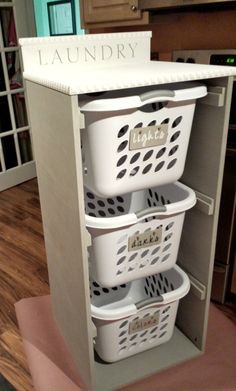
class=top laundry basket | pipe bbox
[79,82,207,197]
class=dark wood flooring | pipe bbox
[0,178,235,390]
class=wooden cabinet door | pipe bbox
[80,0,149,28]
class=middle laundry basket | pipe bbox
[80,82,207,197]
[85,181,196,287]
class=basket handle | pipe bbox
[135,296,164,310]
[135,206,167,219]
[139,90,175,104]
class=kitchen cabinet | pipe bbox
[20,32,236,391]
[79,0,236,28]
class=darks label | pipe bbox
[129,312,160,334]
[128,227,162,252]
[129,123,168,150]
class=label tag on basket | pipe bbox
[129,124,168,150]
[128,227,162,252]
[129,312,160,334]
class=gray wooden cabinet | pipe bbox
[20,33,235,390]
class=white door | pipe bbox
[0,2,36,192]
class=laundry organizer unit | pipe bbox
[20,32,236,390]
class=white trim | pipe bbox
[0,161,36,191]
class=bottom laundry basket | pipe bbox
[91,265,190,362]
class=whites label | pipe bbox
[129,124,168,150]
[128,227,162,252]
[129,312,160,334]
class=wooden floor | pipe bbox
[0,178,235,391]
[0,179,49,391]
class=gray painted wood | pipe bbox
[26,81,95,391]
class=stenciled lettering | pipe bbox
[67,47,79,63]
[52,49,63,64]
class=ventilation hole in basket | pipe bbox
[152,246,160,255]
[151,257,159,265]
[117,256,126,266]
[143,150,154,161]
[116,270,123,275]
[117,155,128,167]
[102,287,109,293]
[142,164,152,175]
[130,333,138,341]
[117,245,127,255]
[140,263,147,269]
[167,158,177,170]
[145,278,150,287]
[93,281,99,288]
[117,169,127,179]
[163,243,172,252]
[150,335,158,342]
[151,283,155,292]
[156,148,166,159]
[116,196,124,203]
[161,315,170,322]
[117,206,125,213]
[150,326,158,334]
[130,152,141,164]
[169,145,179,156]
[119,338,127,345]
[140,330,148,337]
[87,202,96,210]
[119,330,126,337]
[148,120,156,126]
[171,283,175,290]
[170,131,181,143]
[145,286,148,295]
[130,166,140,177]
[155,161,165,172]
[112,286,118,291]
[163,286,167,293]
[154,192,159,202]
[107,198,115,205]
[161,254,170,263]
[164,277,169,287]
[163,306,171,314]
[117,140,128,153]
[158,279,162,291]
[87,192,95,199]
[159,331,167,339]
[134,122,143,128]
[93,290,101,296]
[140,339,148,346]
[128,253,138,262]
[97,200,105,207]
[165,222,174,231]
[108,208,115,215]
[160,323,168,331]
[98,210,106,217]
[172,116,182,128]
[128,343,137,350]
[155,288,160,296]
[118,346,127,354]
[141,249,149,258]
[164,233,173,241]
[147,198,152,207]
[128,266,135,272]
[143,312,151,318]
[121,284,127,288]
[161,118,170,125]
[119,320,128,329]
[148,189,153,197]
[118,125,129,138]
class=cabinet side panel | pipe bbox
[25,81,94,391]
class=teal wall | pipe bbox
[33,0,84,37]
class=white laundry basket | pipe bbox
[80,82,207,197]
[85,181,196,287]
[91,265,190,362]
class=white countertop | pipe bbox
[23,60,236,95]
